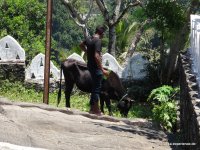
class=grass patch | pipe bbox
[0,80,152,119]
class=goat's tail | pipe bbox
[57,63,63,107]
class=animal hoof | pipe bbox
[89,110,103,116]
[66,108,71,111]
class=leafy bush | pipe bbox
[147,85,179,131]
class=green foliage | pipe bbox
[0,80,90,110]
[128,7,147,22]
[148,85,174,103]
[145,0,186,46]
[0,80,43,103]
[152,101,177,131]
[0,0,46,61]
[147,85,179,131]
[0,80,152,119]
[52,0,83,51]
[116,20,138,55]
[145,0,185,32]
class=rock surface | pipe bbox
[0,97,171,150]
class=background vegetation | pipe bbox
[0,80,152,119]
[0,0,199,132]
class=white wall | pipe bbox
[25,53,60,82]
[190,15,200,87]
[0,35,25,62]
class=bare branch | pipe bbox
[84,0,94,23]
[61,0,93,23]
[113,0,122,20]
[122,19,151,68]
[61,0,94,37]
[113,0,141,26]
[95,0,109,23]
[61,0,84,23]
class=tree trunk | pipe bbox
[160,33,165,84]
[165,25,188,84]
[108,25,116,56]
[122,19,150,67]
[165,0,199,84]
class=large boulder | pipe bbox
[122,53,149,81]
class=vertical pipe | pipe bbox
[43,0,53,104]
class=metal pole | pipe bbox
[43,0,53,104]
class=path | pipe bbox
[0,97,173,150]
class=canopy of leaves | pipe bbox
[145,0,186,33]
[52,0,84,51]
[116,20,138,55]
[0,0,46,61]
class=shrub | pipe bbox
[147,85,179,131]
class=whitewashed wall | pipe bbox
[0,35,25,62]
[67,53,85,63]
[25,53,60,83]
[190,15,200,87]
[0,35,149,82]
[102,53,123,77]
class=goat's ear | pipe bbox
[128,98,135,103]
[130,99,135,103]
[127,88,131,94]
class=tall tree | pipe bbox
[165,0,200,83]
[60,0,141,56]
[145,0,187,84]
[95,0,141,56]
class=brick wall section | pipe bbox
[0,62,25,82]
[180,52,200,150]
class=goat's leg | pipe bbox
[100,93,112,116]
[105,98,112,116]
[65,82,74,108]
[99,94,105,114]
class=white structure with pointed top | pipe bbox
[0,35,25,62]
[65,52,149,80]
[25,53,60,82]
[67,53,85,62]
[102,53,123,77]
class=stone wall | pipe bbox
[24,79,62,93]
[0,63,25,82]
[180,52,200,150]
[0,35,25,82]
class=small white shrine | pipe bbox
[25,53,60,83]
[0,35,25,63]
[67,52,149,80]
[67,53,85,62]
[102,53,123,77]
